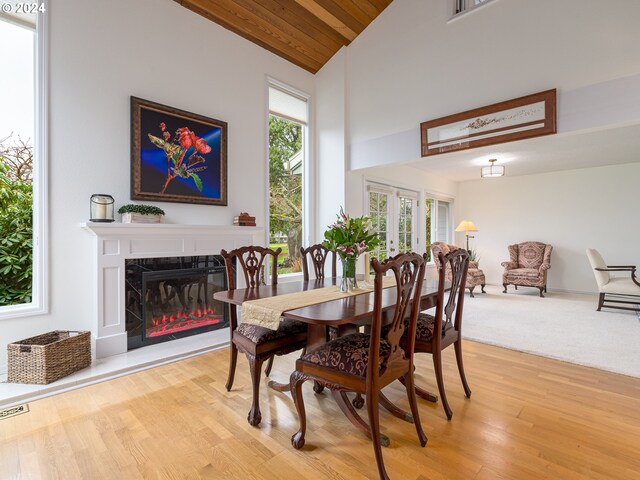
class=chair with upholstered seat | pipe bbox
[290,253,427,480]
[431,242,485,297]
[300,244,336,281]
[586,248,640,312]
[221,246,308,426]
[502,241,553,297]
[403,249,471,421]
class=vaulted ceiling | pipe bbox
[175,0,393,73]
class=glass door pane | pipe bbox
[368,190,389,261]
[397,195,416,254]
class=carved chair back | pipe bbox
[220,246,281,291]
[300,244,337,281]
[369,253,426,381]
[433,249,470,346]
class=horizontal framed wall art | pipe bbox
[131,97,227,205]
[420,89,556,157]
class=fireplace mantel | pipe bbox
[82,223,265,358]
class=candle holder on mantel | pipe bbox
[90,194,115,222]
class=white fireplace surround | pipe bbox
[82,223,264,358]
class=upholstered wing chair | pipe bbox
[431,242,486,297]
[501,241,552,297]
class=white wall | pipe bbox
[315,49,346,240]
[455,163,640,293]
[0,0,313,371]
[345,0,640,169]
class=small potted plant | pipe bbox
[118,204,165,224]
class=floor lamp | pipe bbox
[455,220,478,251]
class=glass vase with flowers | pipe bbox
[322,207,379,292]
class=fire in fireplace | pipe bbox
[125,255,228,349]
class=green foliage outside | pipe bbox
[269,116,303,274]
[0,160,32,306]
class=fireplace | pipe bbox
[125,255,228,349]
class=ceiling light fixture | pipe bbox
[481,159,505,178]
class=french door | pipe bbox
[367,183,419,260]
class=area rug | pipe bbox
[462,285,640,378]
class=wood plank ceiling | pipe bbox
[175,0,394,73]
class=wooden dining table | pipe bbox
[213,276,442,444]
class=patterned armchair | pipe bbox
[501,241,553,297]
[431,242,486,297]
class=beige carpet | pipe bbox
[461,285,640,378]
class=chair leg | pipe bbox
[454,340,472,398]
[468,286,475,298]
[433,349,452,420]
[247,354,264,426]
[503,283,508,293]
[353,393,364,409]
[264,356,274,377]
[538,287,545,298]
[515,285,518,290]
[481,284,486,293]
[403,372,427,447]
[290,371,307,449]
[597,293,605,311]
[225,341,238,392]
[366,386,389,480]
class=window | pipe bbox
[0,4,47,318]
[268,82,309,275]
[425,196,452,262]
[451,0,495,19]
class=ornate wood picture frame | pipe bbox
[131,97,228,205]
[420,89,556,157]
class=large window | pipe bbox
[0,4,47,317]
[268,82,309,275]
[425,196,452,262]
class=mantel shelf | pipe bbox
[81,222,264,237]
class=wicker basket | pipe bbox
[7,331,91,384]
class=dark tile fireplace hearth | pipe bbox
[125,255,228,350]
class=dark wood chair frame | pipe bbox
[594,265,640,312]
[300,244,337,281]
[221,245,308,426]
[289,253,427,480]
[406,249,472,421]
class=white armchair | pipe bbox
[586,248,640,312]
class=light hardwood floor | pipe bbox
[1,341,639,479]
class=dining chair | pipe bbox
[300,244,336,281]
[290,253,427,480]
[403,249,471,420]
[220,245,308,426]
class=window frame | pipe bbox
[0,7,48,320]
[425,193,454,264]
[265,77,312,282]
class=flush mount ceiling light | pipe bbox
[481,159,505,178]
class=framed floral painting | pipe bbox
[131,97,227,205]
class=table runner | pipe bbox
[241,277,397,330]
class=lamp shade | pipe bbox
[481,159,505,178]
[455,220,478,233]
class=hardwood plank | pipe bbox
[180,0,323,73]
[269,0,351,48]
[312,0,367,34]
[3,341,640,479]
[294,0,358,42]
[348,0,381,20]
[229,0,335,61]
